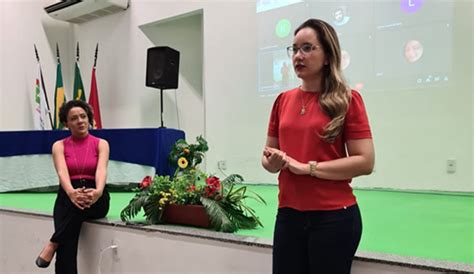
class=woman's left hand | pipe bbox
[82,188,103,207]
[287,157,309,175]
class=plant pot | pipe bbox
[162,204,210,228]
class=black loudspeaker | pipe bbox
[146,46,180,90]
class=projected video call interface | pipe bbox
[257,0,453,94]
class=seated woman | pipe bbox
[35,100,110,274]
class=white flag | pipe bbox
[34,63,48,130]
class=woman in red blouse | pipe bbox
[262,19,375,274]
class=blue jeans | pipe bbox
[273,204,362,274]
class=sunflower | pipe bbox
[178,157,188,169]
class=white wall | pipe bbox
[0,1,3,129]
[203,1,474,192]
[0,0,74,130]
[73,1,205,142]
[0,210,273,274]
[0,210,446,274]
[359,1,474,191]
[139,9,204,140]
[0,0,472,192]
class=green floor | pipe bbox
[1,186,473,264]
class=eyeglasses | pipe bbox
[286,43,320,58]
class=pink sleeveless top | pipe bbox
[63,134,100,180]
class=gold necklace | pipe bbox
[70,136,91,179]
[299,90,315,115]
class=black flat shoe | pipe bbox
[35,256,50,268]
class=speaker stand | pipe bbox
[159,88,166,128]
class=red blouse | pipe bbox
[267,87,372,210]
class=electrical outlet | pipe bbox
[217,160,227,171]
[446,159,456,174]
[110,241,119,260]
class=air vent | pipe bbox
[44,0,129,24]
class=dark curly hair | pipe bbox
[59,100,94,126]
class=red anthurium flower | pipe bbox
[139,176,152,189]
[205,176,221,189]
[205,176,221,197]
[204,186,216,197]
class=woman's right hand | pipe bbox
[263,146,289,172]
[67,187,91,210]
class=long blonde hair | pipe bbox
[295,19,351,143]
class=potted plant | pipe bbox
[120,136,266,232]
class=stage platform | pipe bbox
[0,186,473,273]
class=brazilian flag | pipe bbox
[53,63,66,129]
[73,62,85,101]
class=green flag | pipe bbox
[53,63,66,129]
[73,62,85,101]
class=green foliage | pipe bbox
[120,136,265,233]
[169,136,208,173]
[120,191,148,223]
[202,174,267,232]
[172,168,207,205]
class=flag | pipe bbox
[34,63,48,130]
[33,44,53,129]
[89,43,102,129]
[73,62,85,101]
[88,67,102,129]
[53,62,66,129]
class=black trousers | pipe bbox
[50,179,110,274]
[273,204,362,274]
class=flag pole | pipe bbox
[56,43,60,64]
[34,44,53,129]
[76,41,80,62]
[89,43,103,129]
[94,43,98,68]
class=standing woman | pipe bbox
[35,100,110,274]
[262,19,374,274]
